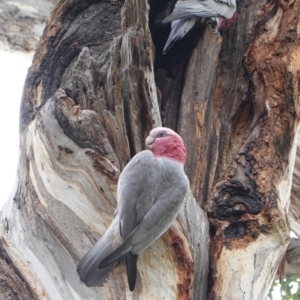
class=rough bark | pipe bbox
[155,0,299,297]
[205,1,300,298]
[0,0,300,299]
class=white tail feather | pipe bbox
[163,18,197,53]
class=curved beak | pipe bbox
[145,135,155,148]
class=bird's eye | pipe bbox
[157,131,167,138]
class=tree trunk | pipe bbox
[1,0,300,299]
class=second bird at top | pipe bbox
[161,0,237,53]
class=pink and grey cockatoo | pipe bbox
[77,127,189,291]
[162,0,237,53]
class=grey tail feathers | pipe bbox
[98,234,134,268]
[126,253,138,291]
[77,236,118,287]
[77,226,138,289]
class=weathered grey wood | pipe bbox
[178,190,209,300]
[0,240,40,300]
[177,28,223,206]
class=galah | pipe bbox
[162,0,237,53]
[77,127,189,291]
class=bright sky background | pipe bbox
[0,50,32,210]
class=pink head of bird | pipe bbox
[145,127,186,165]
[218,12,237,31]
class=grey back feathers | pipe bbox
[164,0,236,22]
[77,150,189,290]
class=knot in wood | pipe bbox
[209,180,263,220]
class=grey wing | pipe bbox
[117,150,158,240]
[130,159,189,254]
[163,0,236,23]
[116,150,158,290]
[163,0,217,23]
[78,151,158,288]
[99,159,189,266]
[99,157,189,267]
[214,0,236,7]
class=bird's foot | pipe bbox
[206,19,220,35]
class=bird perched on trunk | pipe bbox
[77,127,189,291]
[161,0,237,53]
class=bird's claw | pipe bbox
[206,19,220,35]
[212,26,221,36]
